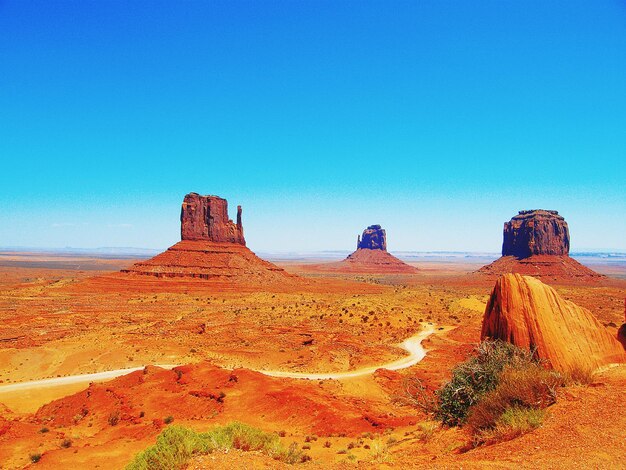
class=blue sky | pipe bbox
[1,1,625,252]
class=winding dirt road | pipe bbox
[0,325,434,393]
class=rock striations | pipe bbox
[180,193,245,244]
[314,225,418,274]
[478,210,601,280]
[122,193,292,282]
[481,274,626,373]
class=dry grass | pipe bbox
[562,364,595,385]
[474,407,546,445]
[467,363,562,433]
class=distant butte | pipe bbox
[312,225,418,274]
[478,209,602,280]
[122,193,294,282]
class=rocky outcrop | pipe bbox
[180,193,245,245]
[309,225,418,274]
[122,193,293,283]
[357,225,387,251]
[618,299,626,350]
[481,274,626,373]
[502,210,569,258]
[478,210,602,280]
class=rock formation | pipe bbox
[180,193,245,245]
[618,298,626,350]
[481,274,626,373]
[311,225,418,274]
[357,225,387,251]
[502,210,569,258]
[122,193,293,283]
[478,210,602,280]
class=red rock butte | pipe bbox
[312,225,418,274]
[121,193,293,282]
[481,274,626,373]
[478,209,602,280]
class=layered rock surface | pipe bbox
[311,225,418,274]
[122,193,292,282]
[180,193,245,244]
[479,210,601,280]
[502,210,569,258]
[481,274,626,373]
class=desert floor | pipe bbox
[0,252,624,469]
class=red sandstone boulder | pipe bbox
[180,193,245,245]
[481,274,626,373]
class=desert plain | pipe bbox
[0,248,624,469]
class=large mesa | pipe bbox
[481,274,626,373]
[478,209,601,280]
[121,193,293,283]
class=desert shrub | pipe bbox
[467,363,562,432]
[276,442,308,464]
[126,425,208,470]
[39,427,49,434]
[435,340,537,425]
[163,415,174,424]
[562,364,595,385]
[60,438,72,448]
[416,421,438,443]
[473,406,545,445]
[30,453,42,463]
[108,411,120,426]
[126,422,306,470]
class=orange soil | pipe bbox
[303,249,419,274]
[477,255,603,281]
[0,255,624,469]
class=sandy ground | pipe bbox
[0,252,624,469]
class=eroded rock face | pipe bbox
[180,193,245,245]
[357,225,387,251]
[502,210,569,258]
[481,274,626,373]
[122,192,295,283]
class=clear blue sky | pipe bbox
[1,1,625,252]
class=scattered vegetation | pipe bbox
[436,340,539,426]
[108,410,120,426]
[473,406,546,445]
[562,364,595,385]
[406,340,571,446]
[126,422,309,470]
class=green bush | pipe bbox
[435,340,537,425]
[126,422,306,470]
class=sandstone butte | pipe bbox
[478,209,602,280]
[121,193,293,282]
[481,273,626,374]
[314,225,418,274]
